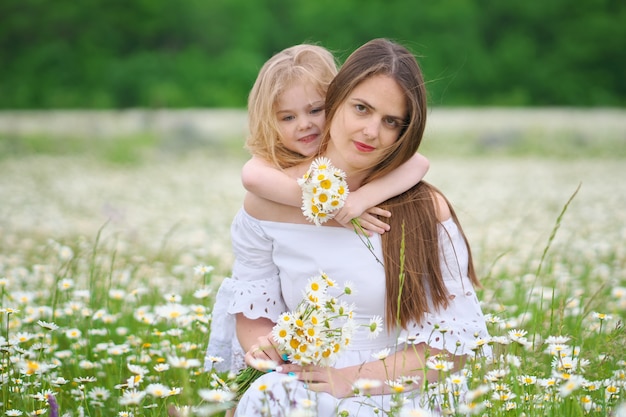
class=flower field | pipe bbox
[0,129,625,416]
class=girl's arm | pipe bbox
[333,152,430,234]
[241,156,302,207]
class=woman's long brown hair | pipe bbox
[322,38,480,329]
[380,181,480,329]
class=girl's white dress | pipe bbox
[207,208,490,416]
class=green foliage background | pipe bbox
[1,0,625,109]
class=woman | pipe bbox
[229,38,490,416]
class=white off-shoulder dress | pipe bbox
[207,208,490,416]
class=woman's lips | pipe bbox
[299,134,319,144]
[354,141,375,152]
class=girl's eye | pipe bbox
[311,107,324,115]
[281,115,295,122]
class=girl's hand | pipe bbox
[245,333,285,369]
[276,364,357,398]
[335,206,391,236]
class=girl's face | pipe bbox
[275,81,325,157]
[327,75,407,175]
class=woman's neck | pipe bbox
[322,145,368,192]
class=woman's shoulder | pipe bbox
[433,191,452,223]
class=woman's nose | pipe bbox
[363,119,380,139]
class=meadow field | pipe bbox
[0,110,625,416]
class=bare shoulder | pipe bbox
[243,191,307,223]
[433,191,452,222]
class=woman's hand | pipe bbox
[244,333,285,369]
[276,363,357,398]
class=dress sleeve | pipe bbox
[226,209,287,321]
[398,219,491,356]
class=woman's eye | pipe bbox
[384,117,399,128]
[355,104,367,113]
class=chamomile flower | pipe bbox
[249,358,278,372]
[65,328,82,339]
[198,388,235,402]
[298,157,349,225]
[426,356,454,372]
[367,315,383,339]
[372,347,391,360]
[194,264,214,276]
[145,383,171,398]
[118,389,146,406]
[353,378,383,392]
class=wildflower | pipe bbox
[153,363,170,372]
[37,320,59,331]
[298,157,349,225]
[199,388,235,402]
[193,287,212,298]
[559,375,585,397]
[194,264,214,275]
[88,387,111,401]
[155,303,189,320]
[485,369,509,382]
[58,245,74,261]
[518,375,537,385]
[127,363,149,376]
[491,390,516,401]
[353,378,383,392]
[58,278,74,291]
[592,311,612,321]
[163,293,182,303]
[399,406,433,417]
[50,377,69,386]
[386,379,406,393]
[146,383,171,398]
[249,358,278,372]
[545,335,570,344]
[465,384,490,402]
[118,389,146,405]
[167,356,201,369]
[605,383,620,400]
[367,316,383,339]
[5,410,23,416]
[426,356,454,372]
[372,348,391,360]
[447,373,467,386]
[74,376,97,383]
[65,328,82,339]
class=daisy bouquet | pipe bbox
[298,157,349,225]
[233,272,377,400]
[299,156,383,265]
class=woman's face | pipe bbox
[327,75,407,174]
[275,80,326,157]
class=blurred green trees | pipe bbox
[1,0,624,108]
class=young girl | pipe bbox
[205,44,430,376]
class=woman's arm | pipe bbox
[277,343,464,398]
[333,152,430,233]
[241,156,302,207]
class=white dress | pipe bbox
[209,208,490,416]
